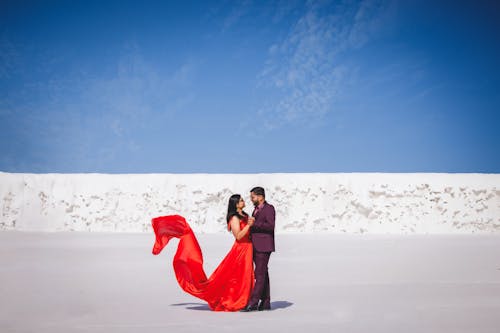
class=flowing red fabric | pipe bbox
[151,214,255,311]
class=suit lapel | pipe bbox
[253,201,267,218]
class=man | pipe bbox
[240,186,275,312]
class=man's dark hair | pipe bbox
[250,186,265,198]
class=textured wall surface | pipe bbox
[1,172,499,233]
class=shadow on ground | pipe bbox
[170,300,294,311]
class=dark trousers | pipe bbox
[249,250,271,306]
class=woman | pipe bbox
[151,194,255,311]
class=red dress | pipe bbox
[151,214,255,311]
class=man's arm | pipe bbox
[252,205,275,232]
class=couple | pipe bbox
[151,186,276,312]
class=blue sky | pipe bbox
[1,0,499,173]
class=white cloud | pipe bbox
[1,40,198,171]
[209,0,302,34]
[222,0,253,31]
[251,0,396,131]
[69,43,198,163]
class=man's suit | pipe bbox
[248,200,275,306]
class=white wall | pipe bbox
[1,171,499,233]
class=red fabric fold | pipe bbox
[151,214,255,311]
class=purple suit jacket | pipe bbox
[250,201,275,252]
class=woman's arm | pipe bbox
[229,216,251,241]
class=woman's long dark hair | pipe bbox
[226,194,248,231]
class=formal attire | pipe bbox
[151,214,255,311]
[247,200,275,308]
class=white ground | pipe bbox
[1,231,500,333]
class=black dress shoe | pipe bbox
[240,303,259,312]
[258,301,271,311]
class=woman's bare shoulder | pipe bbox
[229,214,241,225]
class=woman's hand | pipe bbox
[247,217,255,227]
